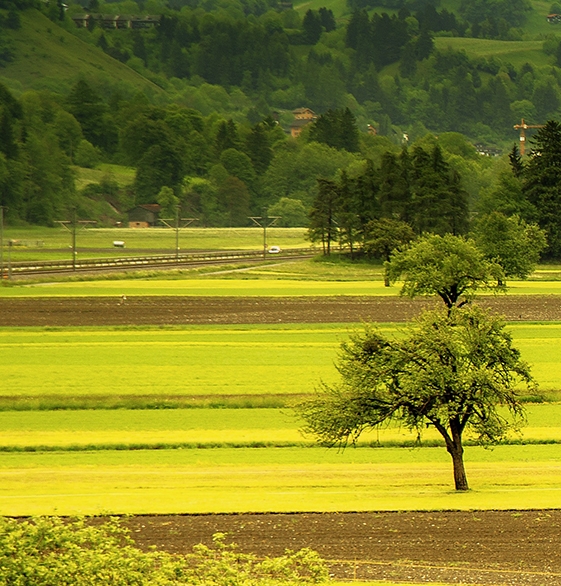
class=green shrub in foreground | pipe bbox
[0,517,329,585]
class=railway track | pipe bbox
[0,247,315,278]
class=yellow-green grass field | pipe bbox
[1,444,561,516]
[0,325,343,400]
[0,403,559,450]
[433,37,551,69]
[0,227,310,262]
[5,277,561,297]
[0,323,560,404]
[0,279,394,297]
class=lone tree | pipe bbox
[298,306,535,491]
[387,233,504,309]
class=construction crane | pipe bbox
[513,118,545,156]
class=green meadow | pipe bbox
[0,325,345,401]
[433,37,550,68]
[1,444,561,516]
[0,320,560,517]
[5,277,561,297]
[0,403,559,450]
[0,226,310,262]
[0,323,560,406]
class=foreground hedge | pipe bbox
[0,517,329,585]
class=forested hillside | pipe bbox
[2,0,561,258]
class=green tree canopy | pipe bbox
[363,218,415,286]
[388,233,504,308]
[308,178,339,255]
[308,108,360,153]
[298,305,534,491]
[471,212,546,282]
[268,197,308,227]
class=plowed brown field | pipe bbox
[120,510,561,586]
[1,294,560,326]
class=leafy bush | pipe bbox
[0,517,329,586]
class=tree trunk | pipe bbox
[449,445,469,491]
[383,254,391,287]
[433,419,469,491]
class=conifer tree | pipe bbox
[318,7,336,32]
[302,10,323,45]
[523,120,561,257]
[309,178,340,255]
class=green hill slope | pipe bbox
[434,37,551,69]
[0,9,164,97]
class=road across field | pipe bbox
[1,294,561,326]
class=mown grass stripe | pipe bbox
[3,438,561,453]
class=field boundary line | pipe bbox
[326,558,561,578]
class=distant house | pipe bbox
[474,143,502,157]
[128,204,161,228]
[131,15,161,28]
[72,13,90,27]
[548,13,561,23]
[290,108,317,138]
[71,13,161,29]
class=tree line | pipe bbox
[14,0,561,146]
[307,119,561,263]
[3,67,561,266]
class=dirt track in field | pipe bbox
[5,293,561,584]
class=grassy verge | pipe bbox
[4,268,561,296]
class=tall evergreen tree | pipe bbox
[336,171,361,258]
[318,7,336,32]
[65,80,108,150]
[0,82,22,159]
[377,148,411,222]
[215,119,240,156]
[302,10,323,45]
[245,123,273,175]
[309,178,340,255]
[308,108,359,152]
[509,144,524,178]
[523,120,561,258]
[345,9,369,51]
[410,145,468,236]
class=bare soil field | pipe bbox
[5,293,561,584]
[119,510,561,586]
[1,294,561,326]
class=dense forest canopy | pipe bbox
[1,0,561,258]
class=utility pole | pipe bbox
[159,207,197,261]
[249,211,281,259]
[56,209,96,270]
[7,239,12,280]
[0,205,4,280]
